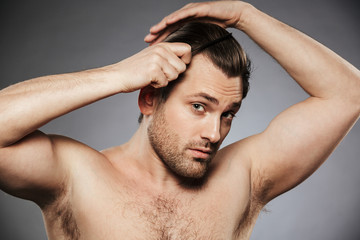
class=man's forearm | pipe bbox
[238,4,360,103]
[0,66,122,147]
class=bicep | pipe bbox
[0,130,65,202]
[248,97,359,203]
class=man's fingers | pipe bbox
[147,3,206,36]
[150,73,168,88]
[180,49,192,65]
[144,33,158,43]
[149,19,168,35]
[145,30,170,45]
[165,4,205,26]
[149,61,180,88]
[162,63,180,82]
[146,23,183,44]
[159,42,191,80]
[147,42,191,88]
[148,16,182,37]
[165,42,192,65]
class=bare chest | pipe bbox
[88,190,243,237]
[44,160,256,240]
[45,182,255,240]
[118,192,236,240]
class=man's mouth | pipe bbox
[188,148,213,160]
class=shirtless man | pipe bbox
[0,1,359,239]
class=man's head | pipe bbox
[139,22,251,179]
[139,22,251,123]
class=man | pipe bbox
[0,1,359,240]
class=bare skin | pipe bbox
[0,1,359,239]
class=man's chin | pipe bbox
[177,160,209,179]
[178,169,210,189]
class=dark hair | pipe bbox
[138,22,251,123]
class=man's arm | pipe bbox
[0,42,191,204]
[146,1,360,203]
[233,4,360,202]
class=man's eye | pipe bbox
[192,103,205,112]
[222,112,235,120]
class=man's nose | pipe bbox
[200,116,221,143]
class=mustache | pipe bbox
[185,140,219,152]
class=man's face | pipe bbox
[148,54,242,179]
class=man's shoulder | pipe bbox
[216,137,254,164]
[209,138,254,182]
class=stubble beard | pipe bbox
[147,105,217,179]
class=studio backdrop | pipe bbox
[0,0,359,239]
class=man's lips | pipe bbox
[188,148,213,160]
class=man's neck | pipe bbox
[118,122,186,192]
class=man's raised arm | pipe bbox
[0,42,191,202]
[146,1,360,202]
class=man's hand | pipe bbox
[144,1,250,44]
[112,42,191,93]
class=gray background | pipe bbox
[0,0,359,239]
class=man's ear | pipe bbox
[138,86,160,116]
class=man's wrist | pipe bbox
[234,2,257,31]
[81,64,126,94]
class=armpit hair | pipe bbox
[251,169,275,205]
[233,171,274,238]
[44,184,81,240]
[55,199,80,240]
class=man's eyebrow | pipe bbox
[187,92,242,109]
[231,101,242,109]
[188,93,219,105]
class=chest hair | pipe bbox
[124,193,222,240]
